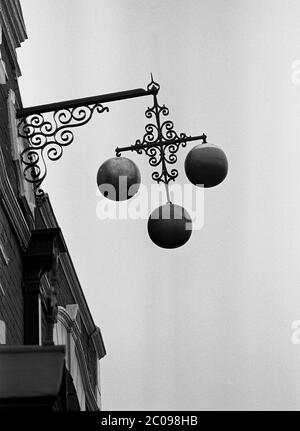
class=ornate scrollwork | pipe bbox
[18,103,109,198]
[18,77,206,200]
[120,76,190,186]
[116,77,207,194]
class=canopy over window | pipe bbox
[0,345,67,410]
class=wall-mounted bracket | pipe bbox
[17,85,157,198]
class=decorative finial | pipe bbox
[147,73,160,93]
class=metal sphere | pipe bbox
[97,157,141,201]
[147,203,192,249]
[184,143,228,188]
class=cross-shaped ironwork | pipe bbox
[115,75,207,201]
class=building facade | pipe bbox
[0,0,106,411]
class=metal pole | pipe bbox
[17,87,157,118]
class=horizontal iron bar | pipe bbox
[17,87,157,118]
[116,134,207,154]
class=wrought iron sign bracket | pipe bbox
[17,85,157,198]
[16,76,207,201]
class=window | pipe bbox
[53,306,85,410]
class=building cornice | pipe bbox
[59,254,106,360]
[57,306,100,411]
[38,196,106,360]
[0,0,27,77]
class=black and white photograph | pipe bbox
[0,0,300,423]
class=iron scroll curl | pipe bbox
[18,103,109,198]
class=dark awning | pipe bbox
[0,345,66,409]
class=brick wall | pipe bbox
[0,204,23,344]
[37,201,99,395]
[0,27,25,345]
[0,34,22,196]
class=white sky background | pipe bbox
[18,0,300,410]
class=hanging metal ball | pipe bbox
[97,157,141,201]
[147,203,192,249]
[184,143,228,188]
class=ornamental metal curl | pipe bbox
[17,78,206,201]
[115,76,207,197]
[18,103,109,198]
[17,86,154,199]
